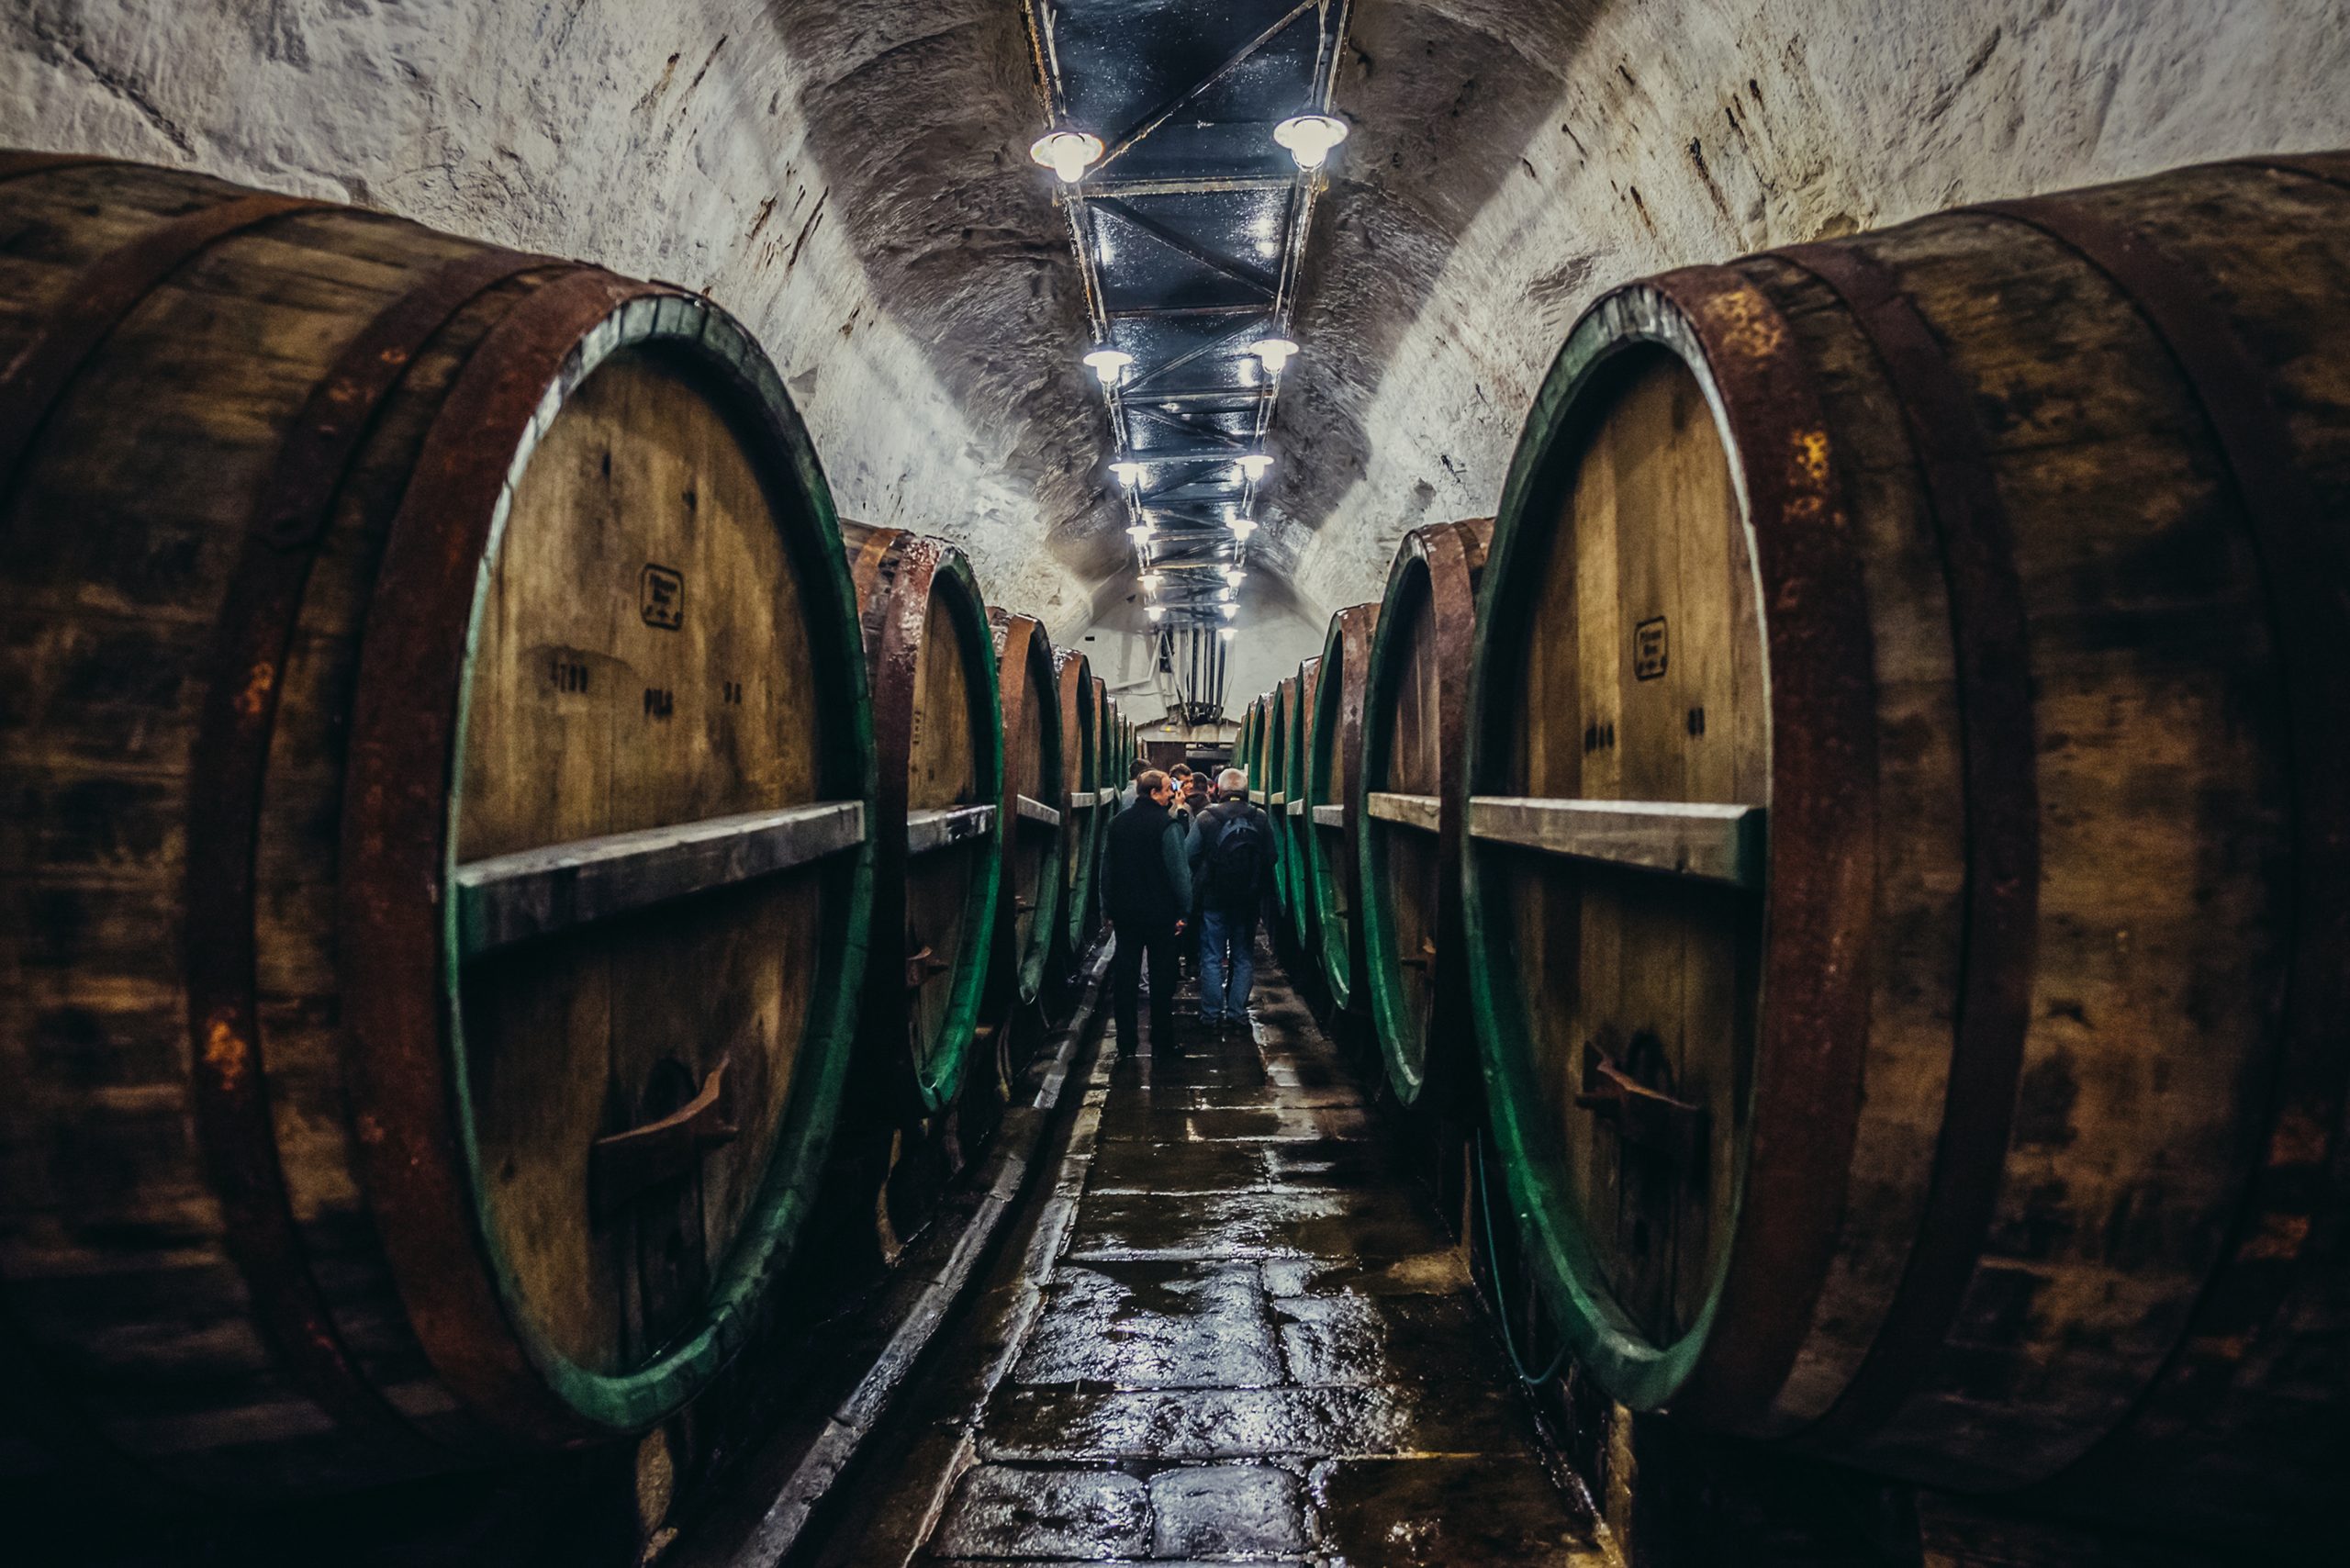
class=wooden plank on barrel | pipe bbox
[1468,797,1763,888]
[905,803,996,857]
[456,801,866,958]
[1366,790,1442,833]
[1286,798,1305,817]
[1069,789,1097,811]
[1015,793,1062,829]
[1312,805,1344,827]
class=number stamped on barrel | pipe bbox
[640,563,685,630]
[1633,617,1669,680]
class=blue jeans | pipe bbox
[1199,906,1256,1024]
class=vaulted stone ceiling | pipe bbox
[5,1,2347,648]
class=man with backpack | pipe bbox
[1187,767,1271,1036]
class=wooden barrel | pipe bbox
[0,156,876,1495]
[1280,657,1323,951]
[1052,649,1101,954]
[1460,154,2350,1537]
[984,610,1064,1014]
[1358,521,1494,1104]
[1090,676,1113,931]
[1305,606,1380,1009]
[1236,700,1259,791]
[848,529,1005,1115]
[1262,677,1298,914]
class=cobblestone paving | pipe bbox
[834,947,1609,1566]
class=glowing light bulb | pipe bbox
[1109,460,1145,486]
[1230,517,1259,542]
[1084,347,1135,386]
[1249,337,1299,375]
[1029,129,1104,184]
[1224,566,1246,588]
[1220,601,1239,619]
[1237,453,1273,482]
[1273,114,1349,170]
[1125,522,1153,544]
[1139,571,1164,593]
[1219,626,1237,640]
[1147,604,1165,622]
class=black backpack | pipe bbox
[1204,805,1270,910]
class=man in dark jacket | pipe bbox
[1186,767,1271,1034]
[1103,768,1192,1056]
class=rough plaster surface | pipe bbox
[1283,0,2350,617]
[0,0,1105,636]
[5,1,2347,717]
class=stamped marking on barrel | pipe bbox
[1633,617,1669,680]
[640,562,685,629]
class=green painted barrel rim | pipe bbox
[1282,666,1317,950]
[1266,682,1292,909]
[1002,619,1065,1006]
[1460,286,1749,1409]
[443,297,877,1433]
[910,547,1006,1114]
[1060,658,1098,948]
[1358,540,1435,1105]
[1307,616,1356,1007]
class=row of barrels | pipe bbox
[0,155,1128,1499]
[1241,152,2349,1547]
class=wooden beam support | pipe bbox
[1015,793,1062,830]
[1311,804,1344,828]
[905,803,997,857]
[1366,791,1441,834]
[1466,797,1766,889]
[1285,798,1305,818]
[456,801,866,959]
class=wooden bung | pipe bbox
[1461,154,2350,1542]
[0,157,874,1494]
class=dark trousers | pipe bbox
[1110,919,1180,1054]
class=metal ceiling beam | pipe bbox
[1091,198,1279,297]
[1085,174,1295,199]
[1089,0,1321,177]
[1104,301,1272,320]
[1125,403,1247,450]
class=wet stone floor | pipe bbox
[823,946,1608,1567]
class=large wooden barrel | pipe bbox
[1460,155,2350,1540]
[1236,700,1259,792]
[1280,657,1323,951]
[1305,606,1379,1010]
[984,610,1063,1014]
[1051,649,1101,954]
[1358,521,1493,1104]
[1262,677,1298,914]
[1089,676,1114,931]
[0,156,875,1495]
[848,529,1004,1115]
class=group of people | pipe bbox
[1099,758,1276,1056]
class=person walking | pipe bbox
[1117,757,1147,812]
[1187,767,1271,1036]
[1102,768,1192,1057]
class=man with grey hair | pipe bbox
[1186,767,1271,1035]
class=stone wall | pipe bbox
[7,1,2348,711]
[1284,0,2350,615]
[0,0,1102,634]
